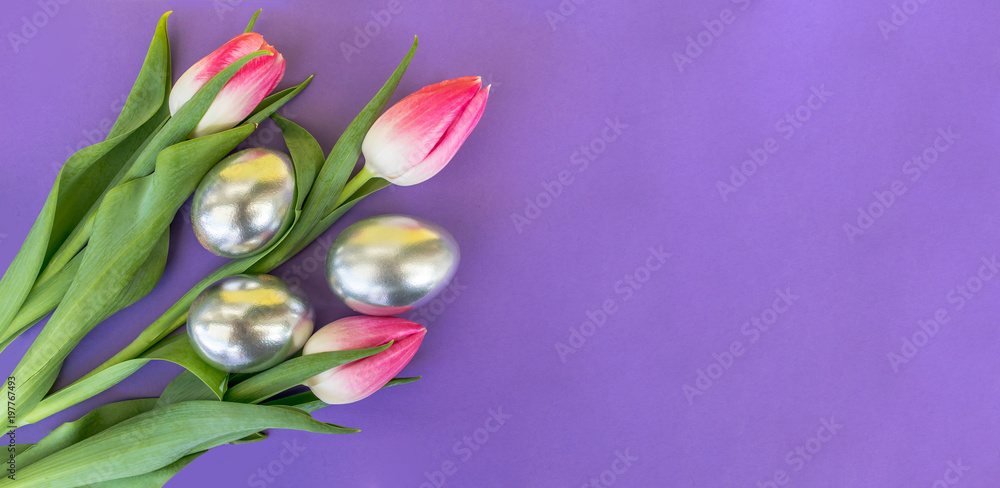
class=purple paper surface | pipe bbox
[2,0,999,486]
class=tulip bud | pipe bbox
[303,316,426,404]
[360,76,490,186]
[169,32,286,138]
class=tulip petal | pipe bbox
[190,53,286,138]
[303,317,426,404]
[307,332,424,404]
[169,33,266,115]
[392,84,490,186]
[362,76,482,180]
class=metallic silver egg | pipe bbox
[325,214,460,316]
[191,148,296,258]
[188,274,314,373]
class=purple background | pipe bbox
[2,0,1000,486]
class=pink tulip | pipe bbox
[169,32,286,138]
[303,316,426,404]
[361,76,491,186]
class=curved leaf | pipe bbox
[223,343,391,404]
[265,376,421,413]
[156,370,221,409]
[25,335,226,425]
[245,75,314,125]
[4,401,357,488]
[16,399,158,469]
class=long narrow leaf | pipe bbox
[223,343,391,404]
[24,335,226,425]
[156,370,220,408]
[244,75,314,125]
[16,399,158,469]
[265,376,421,413]
[0,252,82,350]
[3,401,357,488]
[272,114,324,208]
[81,452,203,488]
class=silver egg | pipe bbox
[325,214,460,316]
[188,274,314,373]
[192,148,296,258]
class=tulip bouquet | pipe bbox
[2,10,489,487]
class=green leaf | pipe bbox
[264,376,421,413]
[223,343,391,404]
[245,75,314,125]
[155,370,220,409]
[4,401,358,488]
[0,252,82,351]
[24,335,227,425]
[10,125,252,427]
[230,431,269,445]
[110,230,170,318]
[80,452,203,488]
[272,113,324,209]
[244,9,261,33]
[0,222,168,355]
[263,390,327,413]
[16,399,159,469]
[11,444,33,458]
[383,376,422,389]
[280,177,391,262]
[0,12,171,341]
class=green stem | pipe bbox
[334,166,374,208]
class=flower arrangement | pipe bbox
[0,10,490,487]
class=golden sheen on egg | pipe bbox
[187,274,314,373]
[325,214,460,316]
[191,148,295,258]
